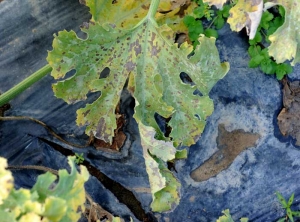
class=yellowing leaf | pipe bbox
[84,0,191,31]
[19,212,42,222]
[0,157,13,205]
[203,0,227,9]
[47,1,228,212]
[139,123,180,212]
[47,2,228,145]
[227,0,263,39]
[31,157,89,221]
[265,0,300,65]
[0,157,89,221]
[157,1,198,34]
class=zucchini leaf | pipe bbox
[47,0,229,211]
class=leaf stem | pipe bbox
[0,64,52,106]
[148,0,160,20]
[207,15,218,30]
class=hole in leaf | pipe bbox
[175,33,187,47]
[58,69,76,81]
[180,72,194,85]
[99,67,110,79]
[157,10,172,14]
[193,89,203,97]
[154,113,172,138]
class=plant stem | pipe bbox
[207,16,218,29]
[0,64,52,106]
[148,0,160,20]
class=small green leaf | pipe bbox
[193,5,206,19]
[221,5,230,18]
[248,45,262,57]
[240,218,249,222]
[292,211,300,217]
[183,15,196,26]
[216,209,234,222]
[249,32,262,45]
[214,16,225,30]
[267,17,284,36]
[287,208,294,222]
[275,63,293,80]
[248,54,264,68]
[278,5,285,17]
[260,11,274,30]
[276,191,288,208]
[260,59,275,74]
[204,28,218,38]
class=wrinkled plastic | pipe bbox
[1,0,300,221]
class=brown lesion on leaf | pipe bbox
[125,61,136,72]
[191,124,260,182]
[93,102,126,152]
[134,43,142,56]
[141,4,149,10]
[82,109,90,118]
[277,77,300,145]
[174,1,192,17]
[151,46,160,56]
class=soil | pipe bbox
[191,124,260,182]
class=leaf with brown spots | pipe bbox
[47,0,228,212]
[82,0,196,33]
[47,2,228,145]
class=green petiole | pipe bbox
[0,64,52,107]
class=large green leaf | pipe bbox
[265,0,300,65]
[47,3,228,144]
[47,1,228,212]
